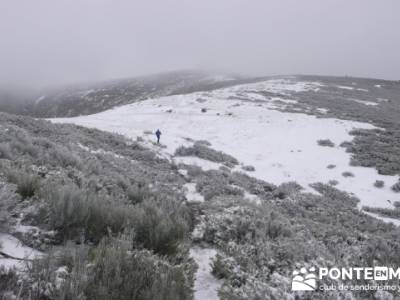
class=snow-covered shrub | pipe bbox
[392,181,400,193]
[276,181,303,197]
[0,267,19,299]
[317,139,335,147]
[6,168,41,199]
[242,165,255,172]
[175,144,238,165]
[195,171,244,201]
[85,238,193,300]
[228,171,276,199]
[132,198,189,256]
[363,206,400,220]
[394,201,400,208]
[21,237,193,300]
[328,180,339,186]
[0,143,12,159]
[374,180,385,188]
[194,139,211,146]
[211,254,232,279]
[43,184,134,243]
[342,171,355,177]
[327,164,336,169]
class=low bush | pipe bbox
[392,181,400,193]
[362,206,400,220]
[317,139,335,147]
[0,143,12,159]
[6,169,40,199]
[328,180,339,186]
[342,171,355,178]
[43,184,134,243]
[374,180,385,188]
[242,165,255,172]
[20,238,193,300]
[175,144,238,165]
[132,199,189,256]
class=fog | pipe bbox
[0,0,399,88]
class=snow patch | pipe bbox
[0,233,42,269]
[184,183,204,203]
[190,247,222,300]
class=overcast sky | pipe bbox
[0,0,399,88]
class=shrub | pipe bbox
[362,206,400,220]
[242,165,255,172]
[0,267,19,299]
[21,238,193,300]
[0,143,12,159]
[132,199,189,256]
[6,169,40,199]
[86,239,192,300]
[43,185,134,243]
[392,181,400,193]
[328,180,339,186]
[393,201,400,208]
[327,164,336,169]
[175,144,238,165]
[212,254,231,279]
[342,171,354,178]
[374,180,385,188]
[317,139,335,147]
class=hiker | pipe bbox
[155,129,161,144]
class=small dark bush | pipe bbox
[392,181,400,193]
[328,180,339,186]
[132,199,189,256]
[317,139,335,147]
[0,143,12,159]
[374,180,385,188]
[342,171,354,178]
[242,165,255,172]
[327,164,336,169]
[175,144,238,165]
[43,185,134,243]
[6,169,40,199]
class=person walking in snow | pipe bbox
[155,129,162,144]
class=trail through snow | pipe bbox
[190,247,222,300]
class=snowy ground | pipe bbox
[189,247,222,300]
[0,233,42,269]
[52,78,400,210]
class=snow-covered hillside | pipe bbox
[52,78,400,210]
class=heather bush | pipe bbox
[175,144,238,165]
[392,181,400,192]
[242,165,255,172]
[342,171,355,177]
[317,139,335,147]
[362,206,400,220]
[43,184,134,243]
[374,180,385,188]
[132,198,189,256]
[0,143,12,159]
[6,168,41,199]
[19,238,193,300]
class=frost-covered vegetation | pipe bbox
[0,112,194,299]
[175,142,239,166]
